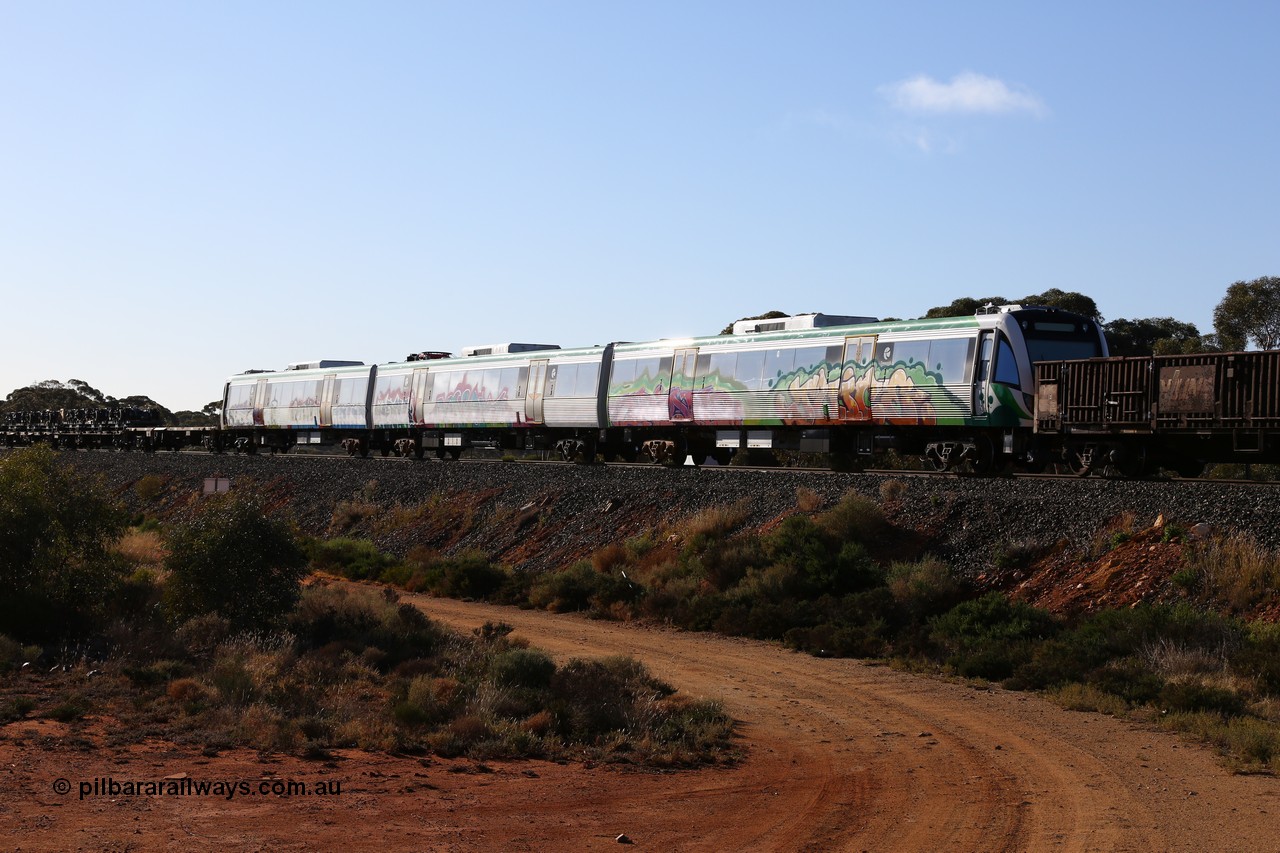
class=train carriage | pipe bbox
[222,361,373,450]
[1034,349,1280,476]
[541,346,609,429]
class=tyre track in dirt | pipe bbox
[409,593,1280,852]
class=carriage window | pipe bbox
[994,338,1021,386]
[632,357,661,386]
[928,339,976,383]
[695,353,712,380]
[498,367,520,396]
[376,374,411,402]
[656,356,672,390]
[791,346,827,370]
[611,359,636,386]
[548,364,571,397]
[763,349,796,387]
[735,350,767,391]
[705,352,736,386]
[483,369,503,396]
[576,363,599,396]
[889,341,931,369]
[337,378,362,406]
[228,384,254,408]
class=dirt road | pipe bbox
[411,595,1280,852]
[6,593,1279,852]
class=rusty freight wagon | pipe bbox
[1033,351,1280,476]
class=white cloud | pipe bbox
[879,72,1047,117]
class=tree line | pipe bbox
[0,379,219,425]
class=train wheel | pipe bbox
[1065,446,1094,478]
[1114,447,1150,479]
[967,436,998,475]
[448,447,462,461]
[1175,460,1205,479]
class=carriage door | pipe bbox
[320,374,336,427]
[411,368,432,425]
[973,332,994,418]
[838,336,877,421]
[669,348,697,421]
[252,378,268,426]
[525,360,549,424]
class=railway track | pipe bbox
[16,442,1277,486]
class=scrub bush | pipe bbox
[0,445,128,638]
[164,491,307,632]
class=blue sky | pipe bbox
[2,2,1276,410]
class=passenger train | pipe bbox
[215,304,1107,471]
[11,303,1280,477]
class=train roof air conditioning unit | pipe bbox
[732,313,877,336]
[460,343,562,357]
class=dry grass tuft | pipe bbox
[1048,682,1129,716]
[673,500,753,543]
[878,479,908,505]
[1184,534,1280,613]
[115,529,167,567]
[795,487,823,513]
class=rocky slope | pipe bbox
[54,450,1280,584]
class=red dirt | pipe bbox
[5,593,1280,851]
[994,526,1189,616]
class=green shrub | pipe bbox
[1233,622,1280,693]
[394,675,458,727]
[815,491,886,543]
[529,562,600,612]
[1171,566,1199,593]
[1088,659,1165,705]
[1160,680,1246,717]
[764,515,834,593]
[307,537,402,581]
[434,552,509,600]
[0,635,22,673]
[46,693,91,722]
[930,593,1057,680]
[490,648,556,689]
[164,490,307,631]
[550,656,672,740]
[0,445,129,638]
[784,618,889,658]
[886,557,962,618]
[700,538,765,591]
[134,475,166,502]
[287,585,445,669]
[1,696,37,723]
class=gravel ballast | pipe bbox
[45,450,1280,578]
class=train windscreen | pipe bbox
[1013,311,1105,363]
